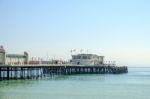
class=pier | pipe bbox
[0,46,128,81]
[0,65,128,80]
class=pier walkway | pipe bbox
[0,65,128,80]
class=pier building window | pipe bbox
[73,56,77,59]
[77,56,81,59]
[88,56,91,59]
[83,56,87,59]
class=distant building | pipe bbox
[71,54,104,66]
[6,52,29,65]
[0,46,6,65]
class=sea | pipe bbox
[0,67,150,99]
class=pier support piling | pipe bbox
[0,67,1,80]
[7,67,9,80]
[0,65,128,80]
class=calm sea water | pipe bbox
[0,67,150,99]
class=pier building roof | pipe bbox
[6,54,27,58]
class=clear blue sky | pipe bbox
[1,0,150,66]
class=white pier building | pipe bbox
[71,54,104,66]
[0,46,29,65]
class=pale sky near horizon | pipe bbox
[1,0,150,67]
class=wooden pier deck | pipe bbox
[0,65,128,80]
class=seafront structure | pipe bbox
[0,46,66,65]
[0,46,5,65]
[0,46,29,65]
[6,52,29,65]
[0,46,128,80]
[71,54,104,66]
[0,47,113,66]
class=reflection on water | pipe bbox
[0,67,150,99]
